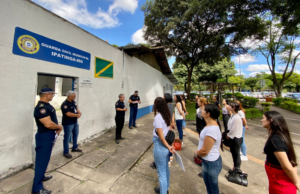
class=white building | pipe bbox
[0,0,177,179]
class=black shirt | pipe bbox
[214,101,220,107]
[34,101,58,133]
[129,95,140,107]
[264,134,289,167]
[61,100,78,126]
[195,102,199,110]
[196,108,206,133]
[115,100,125,117]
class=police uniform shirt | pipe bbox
[61,100,78,126]
[129,95,140,107]
[34,101,58,133]
[115,100,125,117]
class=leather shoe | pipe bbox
[198,172,203,178]
[154,187,169,194]
[32,188,52,194]
[116,139,119,144]
[71,148,82,152]
[133,125,137,128]
[42,175,52,182]
[129,126,132,129]
[119,137,125,140]
[63,153,72,159]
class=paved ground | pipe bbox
[1,105,299,194]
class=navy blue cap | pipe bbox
[39,87,55,94]
[135,91,138,93]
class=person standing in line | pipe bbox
[262,111,300,194]
[194,95,199,126]
[152,97,175,194]
[235,100,249,161]
[222,99,230,132]
[128,91,141,129]
[213,96,222,110]
[61,91,82,159]
[196,97,208,135]
[32,88,62,194]
[194,104,223,194]
[180,94,188,136]
[173,95,185,145]
[164,93,175,167]
[115,94,127,144]
[226,102,243,171]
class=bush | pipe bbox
[272,97,300,114]
[241,96,259,108]
[272,97,284,106]
[261,102,271,112]
[246,108,262,119]
[186,100,191,103]
[235,92,244,101]
[223,93,233,99]
[189,93,198,100]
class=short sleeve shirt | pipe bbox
[214,101,220,107]
[115,100,125,117]
[238,110,245,119]
[264,134,289,167]
[129,95,140,107]
[61,100,78,126]
[198,125,222,161]
[167,103,174,118]
[34,101,58,133]
[153,113,169,138]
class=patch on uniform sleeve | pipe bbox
[116,102,118,105]
[40,109,46,114]
[64,105,68,109]
[39,103,44,107]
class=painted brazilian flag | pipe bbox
[94,57,114,78]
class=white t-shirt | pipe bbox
[238,110,245,119]
[197,125,222,161]
[175,103,183,120]
[227,114,243,139]
[153,113,169,138]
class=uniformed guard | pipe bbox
[128,91,141,129]
[115,94,127,144]
[61,91,82,159]
[32,88,62,194]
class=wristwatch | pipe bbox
[194,152,198,158]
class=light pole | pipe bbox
[239,56,241,92]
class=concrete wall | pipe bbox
[0,0,173,178]
[132,52,161,72]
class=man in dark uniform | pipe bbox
[32,88,62,194]
[61,91,82,159]
[115,94,127,144]
[128,91,141,129]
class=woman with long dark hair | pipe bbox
[194,104,223,194]
[262,111,300,193]
[235,100,249,161]
[226,102,243,171]
[173,95,185,144]
[196,97,208,135]
[222,99,230,132]
[153,97,175,194]
[180,94,188,136]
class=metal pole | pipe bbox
[239,56,241,92]
[122,49,124,88]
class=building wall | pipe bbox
[0,0,173,178]
[132,52,161,72]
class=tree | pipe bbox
[111,44,119,48]
[284,73,300,92]
[228,76,245,91]
[253,16,300,97]
[142,0,267,98]
[245,78,259,92]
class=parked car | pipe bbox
[285,93,300,103]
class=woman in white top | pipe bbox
[222,99,230,132]
[235,100,249,161]
[194,104,223,194]
[226,102,243,171]
[152,97,175,194]
[173,95,185,144]
[180,94,188,136]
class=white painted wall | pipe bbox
[0,0,173,178]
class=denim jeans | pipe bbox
[241,126,247,156]
[202,156,222,194]
[153,137,170,194]
[129,106,138,127]
[63,123,79,154]
[176,119,183,141]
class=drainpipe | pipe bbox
[122,49,124,88]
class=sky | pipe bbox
[32,0,299,78]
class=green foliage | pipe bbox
[260,102,271,112]
[241,96,259,108]
[111,44,119,48]
[246,108,263,119]
[234,92,244,100]
[186,100,191,103]
[185,102,197,120]
[189,93,198,100]
[245,78,259,92]
[223,93,233,99]
[272,97,284,106]
[272,97,300,114]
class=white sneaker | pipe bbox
[168,161,171,167]
[241,155,248,161]
[181,142,183,146]
[170,156,173,162]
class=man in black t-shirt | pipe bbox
[115,94,127,144]
[32,88,62,194]
[128,91,141,129]
[61,91,82,159]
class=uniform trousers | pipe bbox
[129,106,138,127]
[115,116,125,140]
[32,131,55,193]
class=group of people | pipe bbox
[153,94,300,194]
[32,88,140,194]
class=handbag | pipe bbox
[155,130,175,146]
[222,131,231,147]
[193,156,202,166]
[174,139,182,150]
[225,168,248,187]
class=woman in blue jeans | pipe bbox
[153,97,175,194]
[194,104,223,194]
[173,95,185,144]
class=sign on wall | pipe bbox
[94,57,114,79]
[79,78,93,88]
[12,27,91,70]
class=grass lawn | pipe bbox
[184,102,263,120]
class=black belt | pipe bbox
[265,161,282,170]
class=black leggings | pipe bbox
[223,114,230,132]
[230,137,243,168]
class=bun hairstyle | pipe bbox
[264,111,298,166]
[204,104,223,151]
[229,102,240,113]
[164,93,173,103]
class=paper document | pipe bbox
[174,151,185,172]
[53,134,58,147]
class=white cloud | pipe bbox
[33,0,138,29]
[232,54,257,65]
[131,27,147,44]
[240,38,263,50]
[246,64,269,72]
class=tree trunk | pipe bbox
[187,68,193,99]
